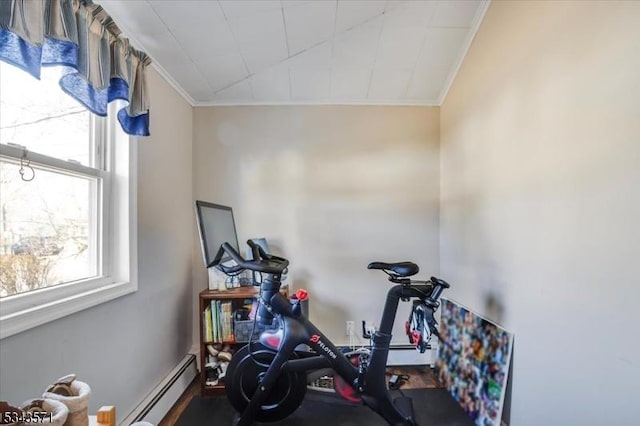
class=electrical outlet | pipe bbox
[365,321,376,336]
[346,321,355,336]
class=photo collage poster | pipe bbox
[435,298,514,426]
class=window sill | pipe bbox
[0,279,137,340]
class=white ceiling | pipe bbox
[101,0,489,106]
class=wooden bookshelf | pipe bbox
[199,287,257,396]
[198,286,288,397]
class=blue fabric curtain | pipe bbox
[0,0,151,136]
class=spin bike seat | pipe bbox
[368,261,419,277]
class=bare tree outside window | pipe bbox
[0,62,99,298]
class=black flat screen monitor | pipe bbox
[195,201,239,267]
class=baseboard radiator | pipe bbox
[122,354,198,425]
[387,344,436,366]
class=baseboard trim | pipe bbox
[122,354,198,425]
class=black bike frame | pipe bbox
[237,280,434,426]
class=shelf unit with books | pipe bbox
[198,286,288,397]
[198,284,289,396]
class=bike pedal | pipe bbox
[388,374,410,389]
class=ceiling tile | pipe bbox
[149,0,226,26]
[332,16,382,68]
[228,8,288,73]
[283,1,337,55]
[194,53,248,91]
[431,0,482,28]
[189,24,238,58]
[101,0,166,36]
[414,28,469,79]
[376,25,426,70]
[166,67,213,102]
[242,44,289,75]
[330,67,371,99]
[228,8,286,47]
[212,80,253,102]
[250,65,291,102]
[405,73,440,101]
[286,42,332,69]
[383,0,437,27]
[290,67,331,101]
[219,0,282,20]
[368,67,412,100]
[407,27,469,99]
[103,0,486,104]
[145,32,213,100]
[335,0,386,33]
[149,1,236,57]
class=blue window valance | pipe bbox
[0,0,151,136]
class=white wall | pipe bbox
[0,68,194,422]
[440,1,640,425]
[193,106,440,345]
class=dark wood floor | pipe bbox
[159,366,439,426]
[158,377,200,426]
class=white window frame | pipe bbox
[0,104,137,339]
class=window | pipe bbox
[0,62,137,339]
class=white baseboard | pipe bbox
[122,354,198,425]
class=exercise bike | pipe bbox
[211,240,450,426]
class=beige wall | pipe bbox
[0,67,194,422]
[441,1,640,425]
[8,0,637,418]
[193,106,440,344]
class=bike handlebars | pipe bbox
[213,240,289,325]
[212,240,289,275]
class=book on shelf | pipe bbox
[203,306,213,342]
[206,299,236,343]
[217,300,222,341]
[221,300,233,342]
[211,300,218,342]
